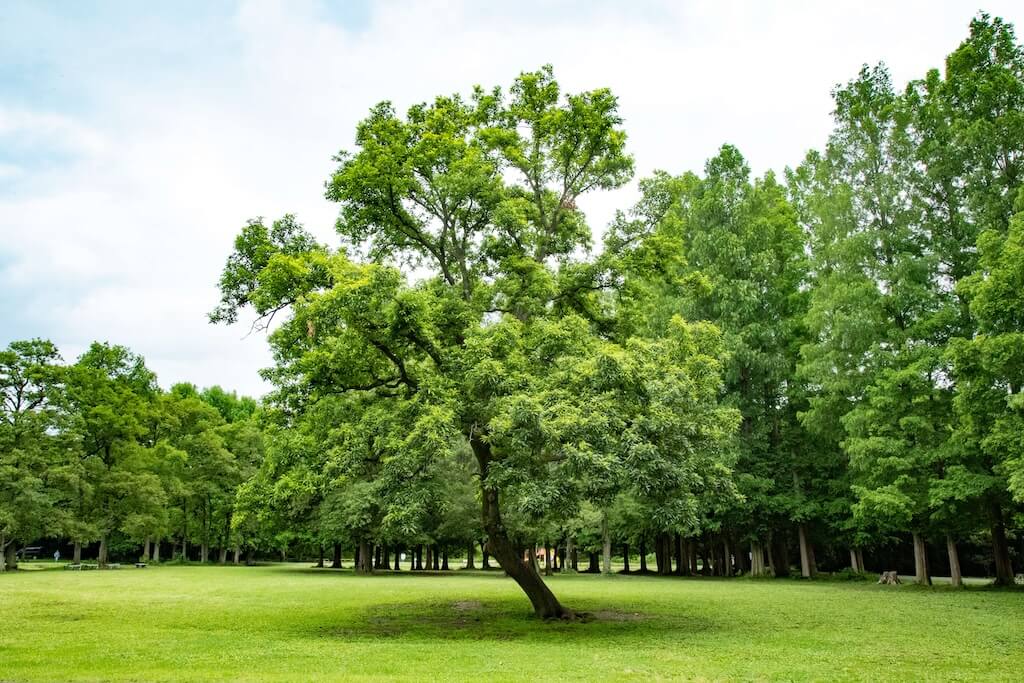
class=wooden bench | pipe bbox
[135,562,147,568]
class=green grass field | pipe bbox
[2,563,1022,681]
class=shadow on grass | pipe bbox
[310,597,715,643]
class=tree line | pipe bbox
[0,340,263,570]
[3,14,1022,618]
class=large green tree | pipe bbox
[213,67,736,617]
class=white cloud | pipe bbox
[1,0,1021,396]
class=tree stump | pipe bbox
[877,570,901,585]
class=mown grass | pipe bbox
[1,563,1022,681]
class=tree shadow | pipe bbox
[309,597,717,643]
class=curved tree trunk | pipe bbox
[472,436,572,619]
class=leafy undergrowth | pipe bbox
[2,564,1022,681]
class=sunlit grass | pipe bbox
[2,563,1022,681]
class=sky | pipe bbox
[2,0,1022,398]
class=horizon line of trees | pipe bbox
[3,14,1023,611]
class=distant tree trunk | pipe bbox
[480,541,492,570]
[152,539,161,563]
[330,543,341,569]
[393,546,401,570]
[601,512,612,575]
[200,542,209,564]
[674,535,685,576]
[856,548,865,573]
[246,548,255,566]
[233,547,240,565]
[751,540,766,576]
[912,531,930,586]
[425,545,433,571]
[700,543,711,576]
[543,541,552,576]
[441,547,449,570]
[797,524,816,578]
[946,535,962,588]
[849,548,860,572]
[2,539,15,571]
[990,503,1015,586]
[772,530,791,578]
[639,538,648,573]
[316,545,324,568]
[566,537,577,572]
[464,541,475,569]
[98,536,108,569]
[623,543,631,573]
[722,536,732,577]
[374,545,383,570]
[415,545,423,570]
[142,537,151,562]
[689,541,699,575]
[558,544,567,572]
[356,540,372,574]
[74,541,82,563]
[734,536,747,575]
[587,552,599,573]
[219,546,228,565]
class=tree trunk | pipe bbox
[797,523,816,578]
[601,511,612,575]
[465,541,475,569]
[316,545,324,568]
[233,547,240,565]
[543,541,552,576]
[74,541,82,563]
[415,545,423,570]
[98,535,108,569]
[2,539,15,571]
[674,535,685,576]
[219,546,228,565]
[393,546,401,570]
[200,543,209,564]
[751,540,766,576]
[849,548,860,572]
[142,537,151,562]
[153,539,161,563]
[734,536,747,575]
[639,538,648,573]
[689,541,699,576]
[623,542,631,573]
[856,548,865,574]
[480,541,491,570]
[357,540,372,574]
[425,545,433,571]
[332,543,342,569]
[472,436,572,619]
[990,503,1015,586]
[722,536,732,577]
[246,548,255,566]
[441,547,449,571]
[566,537,576,572]
[946,535,962,588]
[912,531,930,586]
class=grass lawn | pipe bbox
[2,563,1022,681]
